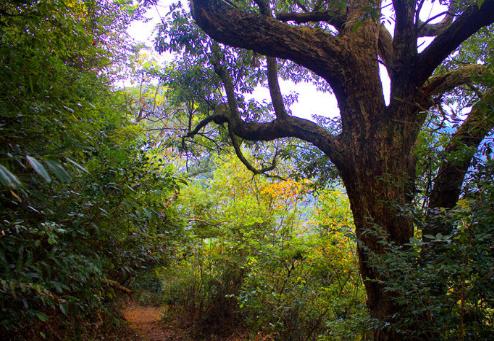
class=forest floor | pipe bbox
[123,302,192,341]
[122,302,251,341]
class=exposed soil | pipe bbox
[121,302,282,341]
[123,302,193,341]
[122,302,260,341]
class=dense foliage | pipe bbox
[0,0,183,338]
[364,159,494,340]
[154,156,370,340]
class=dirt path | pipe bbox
[123,303,191,341]
[122,302,252,341]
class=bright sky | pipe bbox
[128,0,445,120]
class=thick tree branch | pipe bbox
[429,89,494,211]
[190,0,348,97]
[392,0,418,73]
[417,0,494,85]
[378,25,394,68]
[275,10,345,30]
[184,102,341,155]
[420,64,488,107]
[417,11,454,37]
[394,0,416,30]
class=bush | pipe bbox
[158,251,245,337]
[366,194,494,340]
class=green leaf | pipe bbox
[65,157,89,174]
[35,311,49,322]
[26,155,51,182]
[352,20,364,33]
[44,159,71,183]
[59,302,68,315]
[0,164,21,188]
[143,207,152,219]
[53,282,63,293]
[61,295,79,302]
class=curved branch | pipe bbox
[417,11,454,37]
[182,104,310,181]
[183,99,344,171]
[190,0,348,95]
[227,121,283,179]
[183,115,216,139]
[417,0,494,85]
[420,64,488,106]
[429,89,494,210]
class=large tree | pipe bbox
[159,0,494,339]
